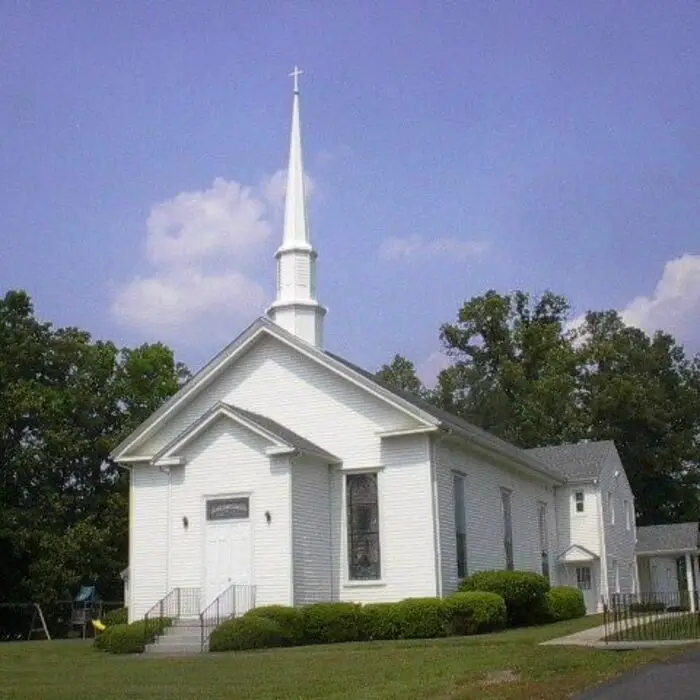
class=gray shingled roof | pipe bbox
[636,523,699,554]
[226,403,341,463]
[525,441,616,481]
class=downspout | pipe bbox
[595,480,609,609]
[124,464,134,622]
[429,432,445,598]
[160,465,172,594]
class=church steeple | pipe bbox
[266,67,327,347]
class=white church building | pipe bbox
[112,71,639,622]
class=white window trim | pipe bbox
[574,490,585,514]
[341,468,386,588]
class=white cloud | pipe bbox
[112,268,267,334]
[146,177,272,267]
[620,254,700,346]
[379,235,488,261]
[566,253,700,350]
[113,172,316,341]
[262,168,317,211]
[417,350,452,388]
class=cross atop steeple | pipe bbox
[289,66,303,94]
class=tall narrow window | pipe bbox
[538,502,549,581]
[574,491,584,513]
[609,490,615,524]
[346,473,381,580]
[453,473,467,578]
[624,499,630,530]
[501,488,514,571]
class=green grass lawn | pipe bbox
[608,612,700,642]
[0,615,692,700]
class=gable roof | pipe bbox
[327,352,565,483]
[636,522,700,554]
[153,401,340,465]
[110,316,563,483]
[525,441,616,482]
[111,316,438,461]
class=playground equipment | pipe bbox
[71,586,103,639]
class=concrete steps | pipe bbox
[145,618,206,655]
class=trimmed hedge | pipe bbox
[103,607,128,626]
[460,570,551,627]
[245,605,305,646]
[301,602,365,645]
[393,598,450,639]
[94,617,171,654]
[210,615,282,652]
[209,593,510,651]
[546,587,587,621]
[629,601,665,613]
[363,602,406,641]
[444,591,507,635]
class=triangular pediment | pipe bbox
[557,544,599,563]
[151,401,341,467]
[111,317,435,462]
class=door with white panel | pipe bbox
[203,496,253,616]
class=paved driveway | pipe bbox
[574,647,700,700]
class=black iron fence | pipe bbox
[0,601,124,642]
[200,584,256,651]
[603,591,700,642]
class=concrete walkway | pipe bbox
[541,614,700,649]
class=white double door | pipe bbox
[203,515,253,616]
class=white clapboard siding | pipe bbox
[291,457,332,605]
[434,437,558,596]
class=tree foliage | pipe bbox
[375,354,426,398]
[380,289,700,526]
[0,290,189,604]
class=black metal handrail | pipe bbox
[143,587,201,644]
[199,583,256,651]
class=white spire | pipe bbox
[266,67,327,347]
[280,66,311,251]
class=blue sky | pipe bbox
[2,2,699,383]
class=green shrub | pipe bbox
[546,587,587,621]
[94,616,172,654]
[392,598,450,639]
[444,591,507,635]
[209,615,282,652]
[301,602,365,644]
[245,605,305,646]
[103,607,128,626]
[94,621,145,654]
[459,570,551,627]
[628,601,665,614]
[363,602,407,641]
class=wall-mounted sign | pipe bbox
[206,497,249,521]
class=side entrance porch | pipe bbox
[557,544,602,614]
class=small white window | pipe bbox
[574,491,584,513]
